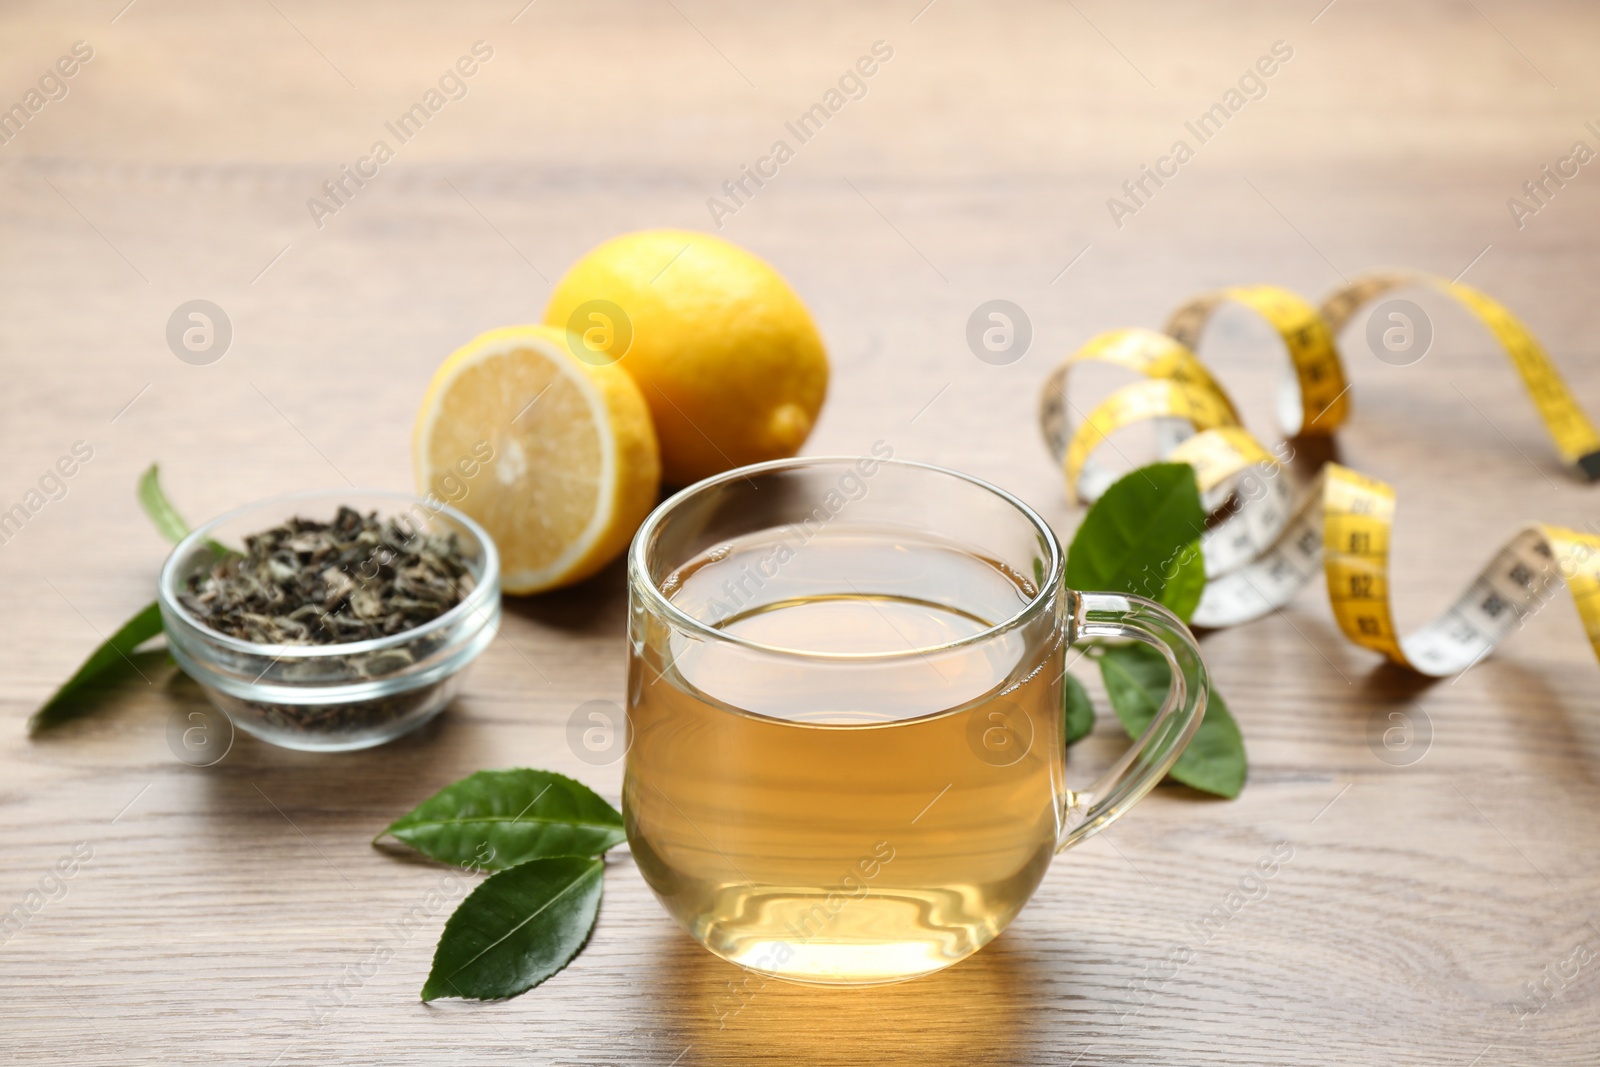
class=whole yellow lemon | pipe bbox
[543,229,829,486]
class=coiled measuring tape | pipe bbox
[1038,272,1600,676]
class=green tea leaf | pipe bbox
[138,463,233,558]
[422,856,603,1001]
[1098,643,1246,799]
[28,601,165,734]
[380,769,626,869]
[1158,540,1206,623]
[1064,672,1095,745]
[137,464,192,544]
[1066,462,1207,620]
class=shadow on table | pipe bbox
[498,553,630,637]
[1350,649,1600,784]
[164,668,502,817]
[641,929,1057,1067]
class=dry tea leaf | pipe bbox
[179,507,473,645]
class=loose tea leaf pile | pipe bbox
[180,507,474,645]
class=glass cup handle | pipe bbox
[1057,591,1209,853]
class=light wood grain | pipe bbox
[3,0,1600,1063]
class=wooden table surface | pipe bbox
[5,1,1600,1063]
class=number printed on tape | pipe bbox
[1039,271,1600,676]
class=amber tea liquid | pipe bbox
[625,525,1067,984]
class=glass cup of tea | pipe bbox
[624,455,1207,985]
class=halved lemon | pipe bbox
[413,325,661,594]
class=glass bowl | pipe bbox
[158,489,500,752]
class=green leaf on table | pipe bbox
[138,462,233,559]
[137,464,193,544]
[1064,672,1095,745]
[379,769,626,870]
[1066,462,1207,621]
[28,601,166,735]
[422,856,604,1001]
[1098,643,1246,798]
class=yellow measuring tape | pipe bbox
[1038,272,1600,676]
